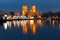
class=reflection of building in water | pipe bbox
[29,20,36,34]
[21,20,27,26]
[22,23,28,34]
[42,20,46,25]
[13,21,16,27]
[52,20,54,26]
[12,21,21,27]
[3,21,21,29]
[30,20,34,25]
[7,21,12,28]
[2,20,60,34]
[3,23,8,29]
[30,23,36,34]
[27,20,30,25]
[50,20,52,25]
[46,20,52,25]
[20,20,28,34]
[3,21,12,30]
[37,20,42,27]
[21,20,28,34]
[16,21,20,27]
[52,20,58,26]
[3,21,13,29]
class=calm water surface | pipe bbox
[0,20,60,40]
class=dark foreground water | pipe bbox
[0,20,60,40]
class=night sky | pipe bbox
[0,0,60,12]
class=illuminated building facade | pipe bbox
[22,5,28,16]
[30,5,36,12]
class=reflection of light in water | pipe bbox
[16,21,20,27]
[42,20,46,25]
[3,23,7,29]
[7,21,21,27]
[13,21,16,27]
[30,24,36,34]
[52,20,58,26]
[30,20,34,25]
[7,21,12,28]
[52,20,54,26]
[27,20,30,25]
[7,21,9,27]
[21,20,27,26]
[22,23,27,34]
[50,20,51,25]
[37,20,42,27]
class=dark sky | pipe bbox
[0,0,60,12]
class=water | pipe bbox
[0,20,60,40]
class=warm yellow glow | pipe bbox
[21,20,27,26]
[8,15,12,18]
[22,5,28,15]
[30,20,34,25]
[37,20,42,27]
[39,16,41,18]
[30,5,36,12]
[27,20,30,25]
[22,24,28,34]
[30,23,36,34]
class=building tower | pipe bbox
[22,5,28,16]
[30,5,36,12]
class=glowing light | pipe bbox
[30,20,34,25]
[30,24,36,34]
[4,15,7,17]
[21,20,27,26]
[52,20,54,26]
[22,23,27,34]
[30,5,36,12]
[50,20,51,25]
[3,23,8,29]
[22,5,28,15]
[13,21,16,27]
[37,20,42,27]
[7,21,12,28]
[17,21,20,27]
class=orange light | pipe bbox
[30,5,36,12]
[22,5,28,15]
[30,23,36,34]
[22,24,28,34]
[37,20,42,27]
